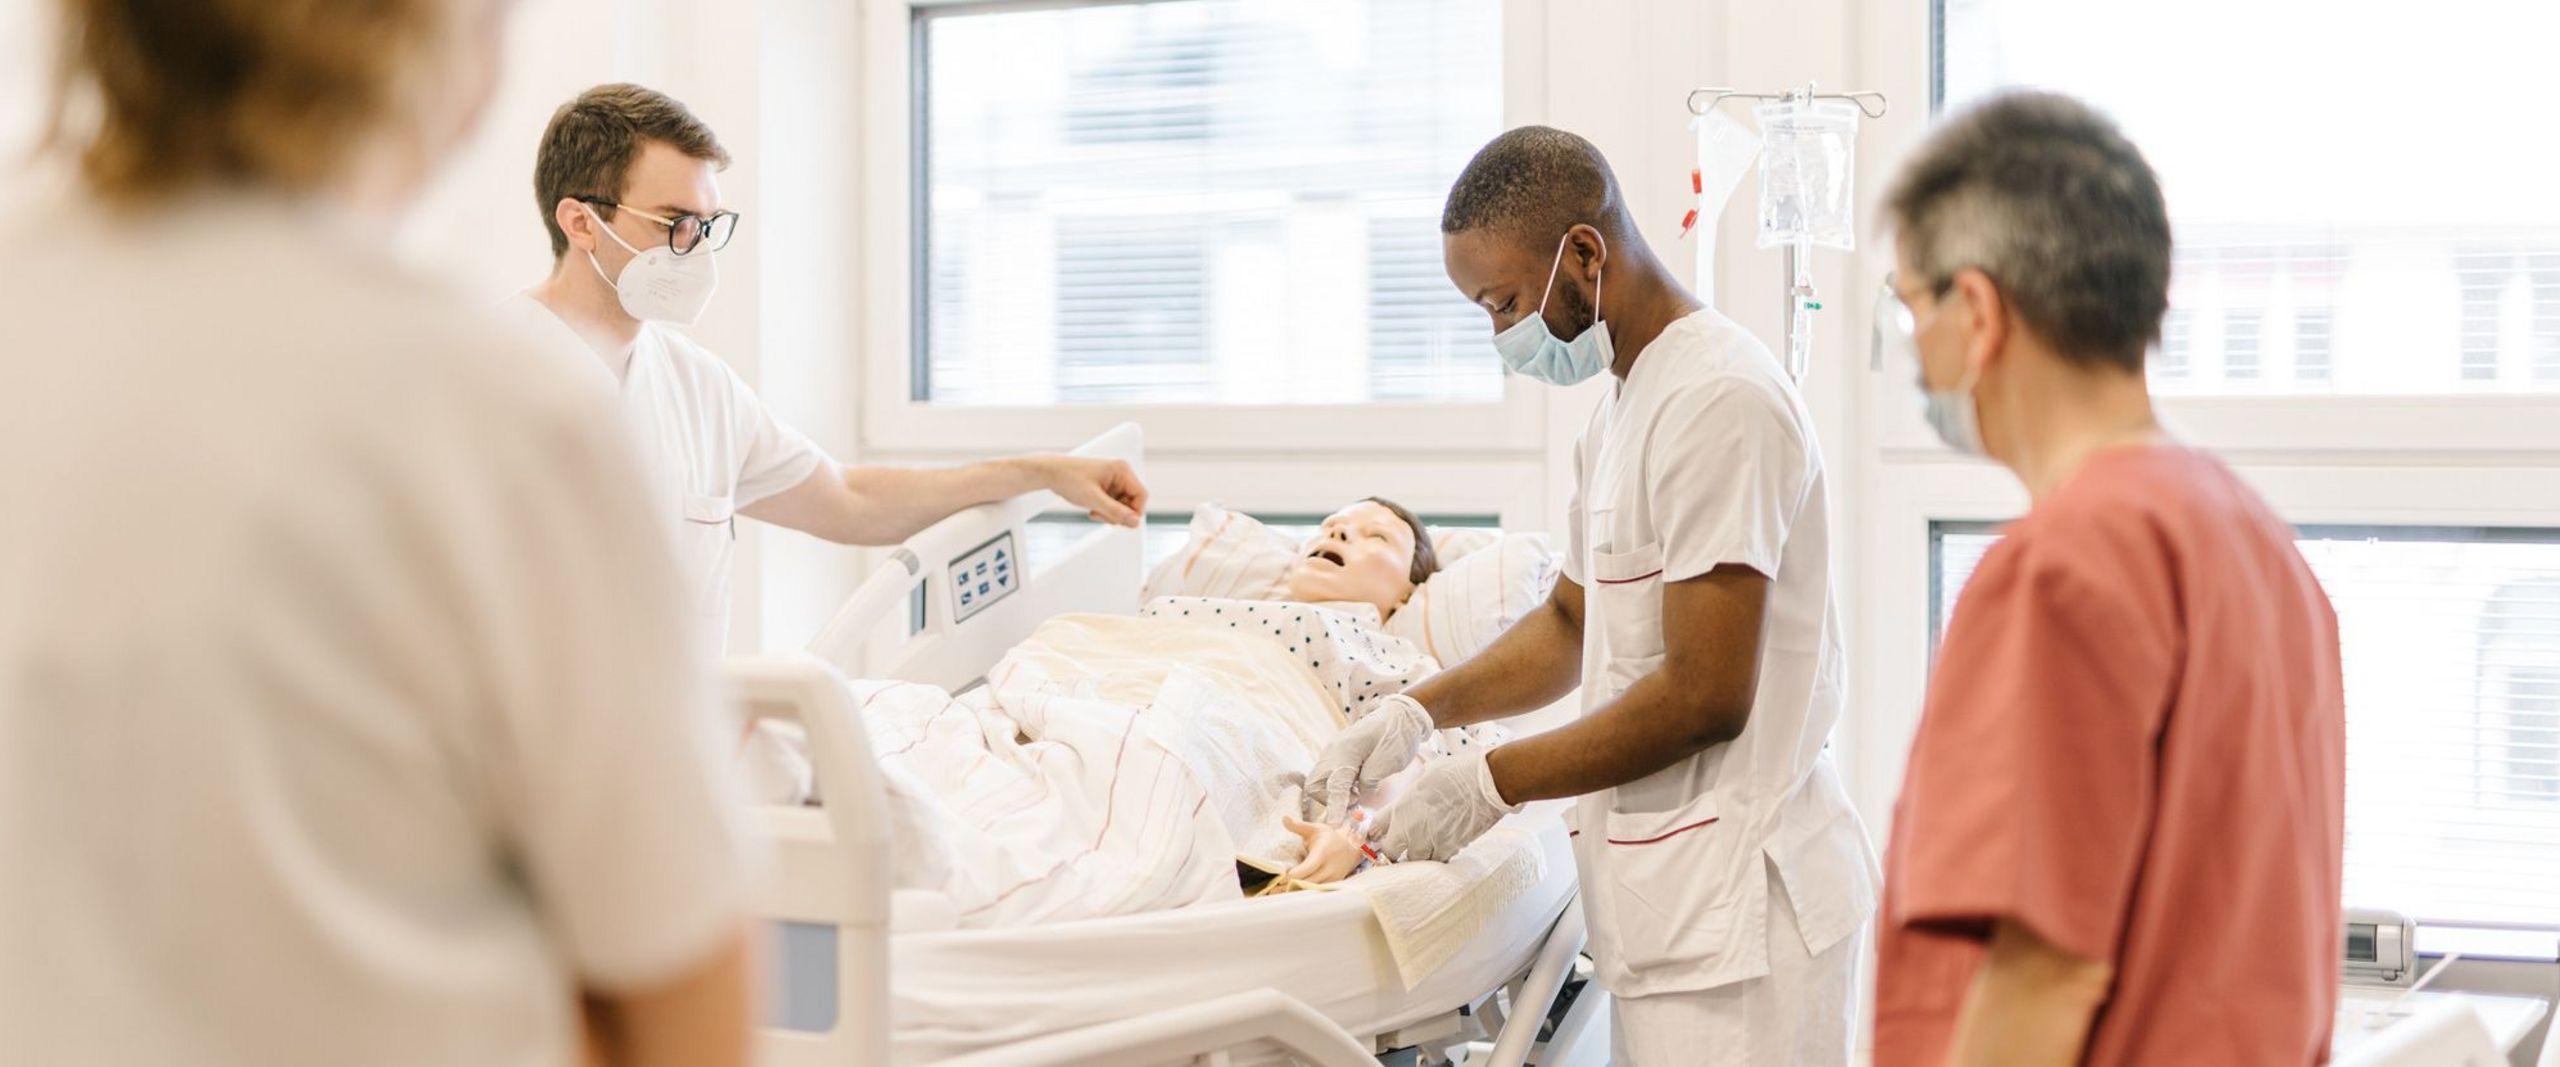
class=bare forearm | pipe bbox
[746,452,1142,546]
[748,459,1039,545]
[585,926,757,1067]
[835,460,1040,542]
[1404,597,1582,728]
[1482,671,1743,803]
[1946,921,2112,1067]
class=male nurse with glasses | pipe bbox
[513,84,1149,652]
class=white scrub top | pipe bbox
[1561,308,1879,1001]
[509,296,826,651]
[2,196,748,1066]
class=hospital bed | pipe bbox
[738,423,1607,1067]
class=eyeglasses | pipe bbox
[1871,267,1981,367]
[1873,273,1921,371]
[576,196,740,256]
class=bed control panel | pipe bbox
[949,532,1018,624]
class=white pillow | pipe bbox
[1145,504,1559,665]
[1141,502,1296,601]
[1433,527,1501,563]
[1383,532,1558,666]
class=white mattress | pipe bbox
[885,801,1578,1064]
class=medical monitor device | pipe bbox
[2343,907,2417,987]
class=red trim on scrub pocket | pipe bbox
[1605,817,1719,847]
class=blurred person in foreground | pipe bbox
[2,2,756,1065]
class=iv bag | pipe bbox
[1691,110,1761,299]
[1754,98,1860,251]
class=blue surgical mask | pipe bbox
[1881,279,1985,455]
[1493,231,1611,386]
[1921,367,1985,455]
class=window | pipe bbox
[2535,253,2560,382]
[2221,310,2261,382]
[2153,308,2192,381]
[1939,0,2560,396]
[2480,583,2560,804]
[2294,308,2333,385]
[915,0,1504,406]
[1931,523,2560,935]
[2460,251,2511,383]
[1053,215,1211,403]
[2453,249,2560,387]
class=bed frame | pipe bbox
[733,423,1606,1067]
[806,422,1149,689]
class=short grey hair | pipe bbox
[1884,91,2171,373]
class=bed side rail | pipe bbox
[806,422,1145,689]
[726,653,892,1067]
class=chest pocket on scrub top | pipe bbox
[678,493,737,618]
[1586,506,1668,697]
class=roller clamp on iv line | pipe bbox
[1683,83,1889,381]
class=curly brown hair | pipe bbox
[46,0,451,206]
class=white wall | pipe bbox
[0,0,44,166]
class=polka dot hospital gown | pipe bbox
[1140,595,1511,758]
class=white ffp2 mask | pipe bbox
[585,204,719,326]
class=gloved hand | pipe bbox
[1367,749,1520,863]
[1303,693,1435,826]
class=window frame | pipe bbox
[865,0,1551,459]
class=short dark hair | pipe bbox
[1883,91,2171,374]
[1366,497,1439,586]
[1440,125,1634,249]
[534,83,730,258]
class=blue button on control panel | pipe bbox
[949,531,1019,624]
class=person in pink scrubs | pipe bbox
[1871,91,2347,1066]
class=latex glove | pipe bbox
[1304,693,1434,826]
[1029,455,1148,527]
[1367,749,1520,863]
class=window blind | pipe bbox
[917,0,1503,406]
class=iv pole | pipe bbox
[1687,84,1888,381]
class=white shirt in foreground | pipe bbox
[505,295,826,651]
[0,196,748,1067]
[1561,307,1879,1001]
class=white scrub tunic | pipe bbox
[510,297,825,651]
[1561,308,1880,1065]
[3,196,749,1067]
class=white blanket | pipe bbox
[851,598,1452,927]
[757,596,1531,949]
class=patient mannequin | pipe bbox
[1237,498,1445,886]
[1281,814,1369,884]
[1277,498,1440,622]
